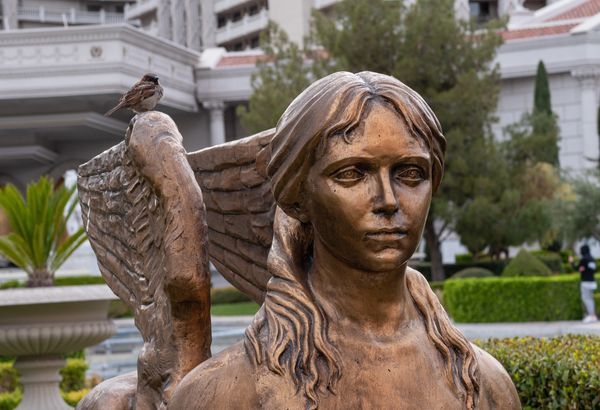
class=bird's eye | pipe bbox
[333,167,364,182]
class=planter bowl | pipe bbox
[0,284,119,410]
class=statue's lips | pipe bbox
[364,229,408,241]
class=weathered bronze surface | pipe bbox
[77,72,520,410]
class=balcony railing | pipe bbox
[214,0,255,14]
[17,6,124,25]
[124,0,159,20]
[215,8,268,45]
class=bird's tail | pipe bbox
[104,104,122,117]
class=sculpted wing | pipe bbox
[78,112,211,408]
[187,129,276,304]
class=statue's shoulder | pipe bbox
[473,344,521,409]
[169,340,259,409]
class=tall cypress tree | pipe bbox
[533,60,551,116]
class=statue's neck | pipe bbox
[308,237,420,338]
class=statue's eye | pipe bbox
[333,167,364,181]
[396,167,424,181]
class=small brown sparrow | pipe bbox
[105,73,164,117]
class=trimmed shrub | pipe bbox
[54,276,105,286]
[530,250,563,273]
[211,286,251,305]
[409,260,507,280]
[454,253,473,263]
[0,281,21,290]
[62,389,90,407]
[0,390,20,410]
[444,275,584,322]
[476,335,600,409]
[60,359,88,392]
[0,363,17,394]
[502,249,552,277]
[451,267,494,279]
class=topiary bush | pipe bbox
[451,267,494,279]
[476,335,600,409]
[530,250,563,273]
[0,390,21,410]
[502,249,552,277]
[444,274,587,322]
[454,253,474,263]
[0,363,18,394]
[59,358,88,392]
[211,286,251,304]
[61,389,90,407]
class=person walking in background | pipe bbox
[570,245,598,323]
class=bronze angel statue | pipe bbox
[77,72,520,410]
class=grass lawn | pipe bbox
[211,302,260,316]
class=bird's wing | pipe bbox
[121,81,159,106]
[187,129,276,304]
[78,112,211,407]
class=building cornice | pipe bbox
[0,24,201,66]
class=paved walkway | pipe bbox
[86,315,600,380]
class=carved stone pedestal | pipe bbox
[0,285,118,410]
[14,356,72,410]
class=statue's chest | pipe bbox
[256,340,465,410]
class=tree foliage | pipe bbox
[0,177,87,287]
[237,22,313,133]
[533,61,552,116]
[560,170,600,244]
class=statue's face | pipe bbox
[304,101,432,272]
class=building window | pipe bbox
[87,5,102,12]
[523,0,546,10]
[248,5,258,16]
[469,1,498,24]
[217,16,226,27]
[232,11,242,22]
[250,36,259,48]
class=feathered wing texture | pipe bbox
[188,129,276,304]
[78,112,211,410]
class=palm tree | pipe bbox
[0,176,87,287]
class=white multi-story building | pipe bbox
[0,0,598,266]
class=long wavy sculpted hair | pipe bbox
[245,71,480,409]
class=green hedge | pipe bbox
[451,267,494,279]
[0,358,87,409]
[211,286,251,304]
[410,260,508,280]
[476,335,600,409]
[444,274,592,322]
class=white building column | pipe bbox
[572,66,600,167]
[2,0,17,30]
[453,0,469,21]
[200,0,216,48]
[203,101,226,146]
[185,0,201,50]
[171,0,185,46]
[157,0,172,40]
